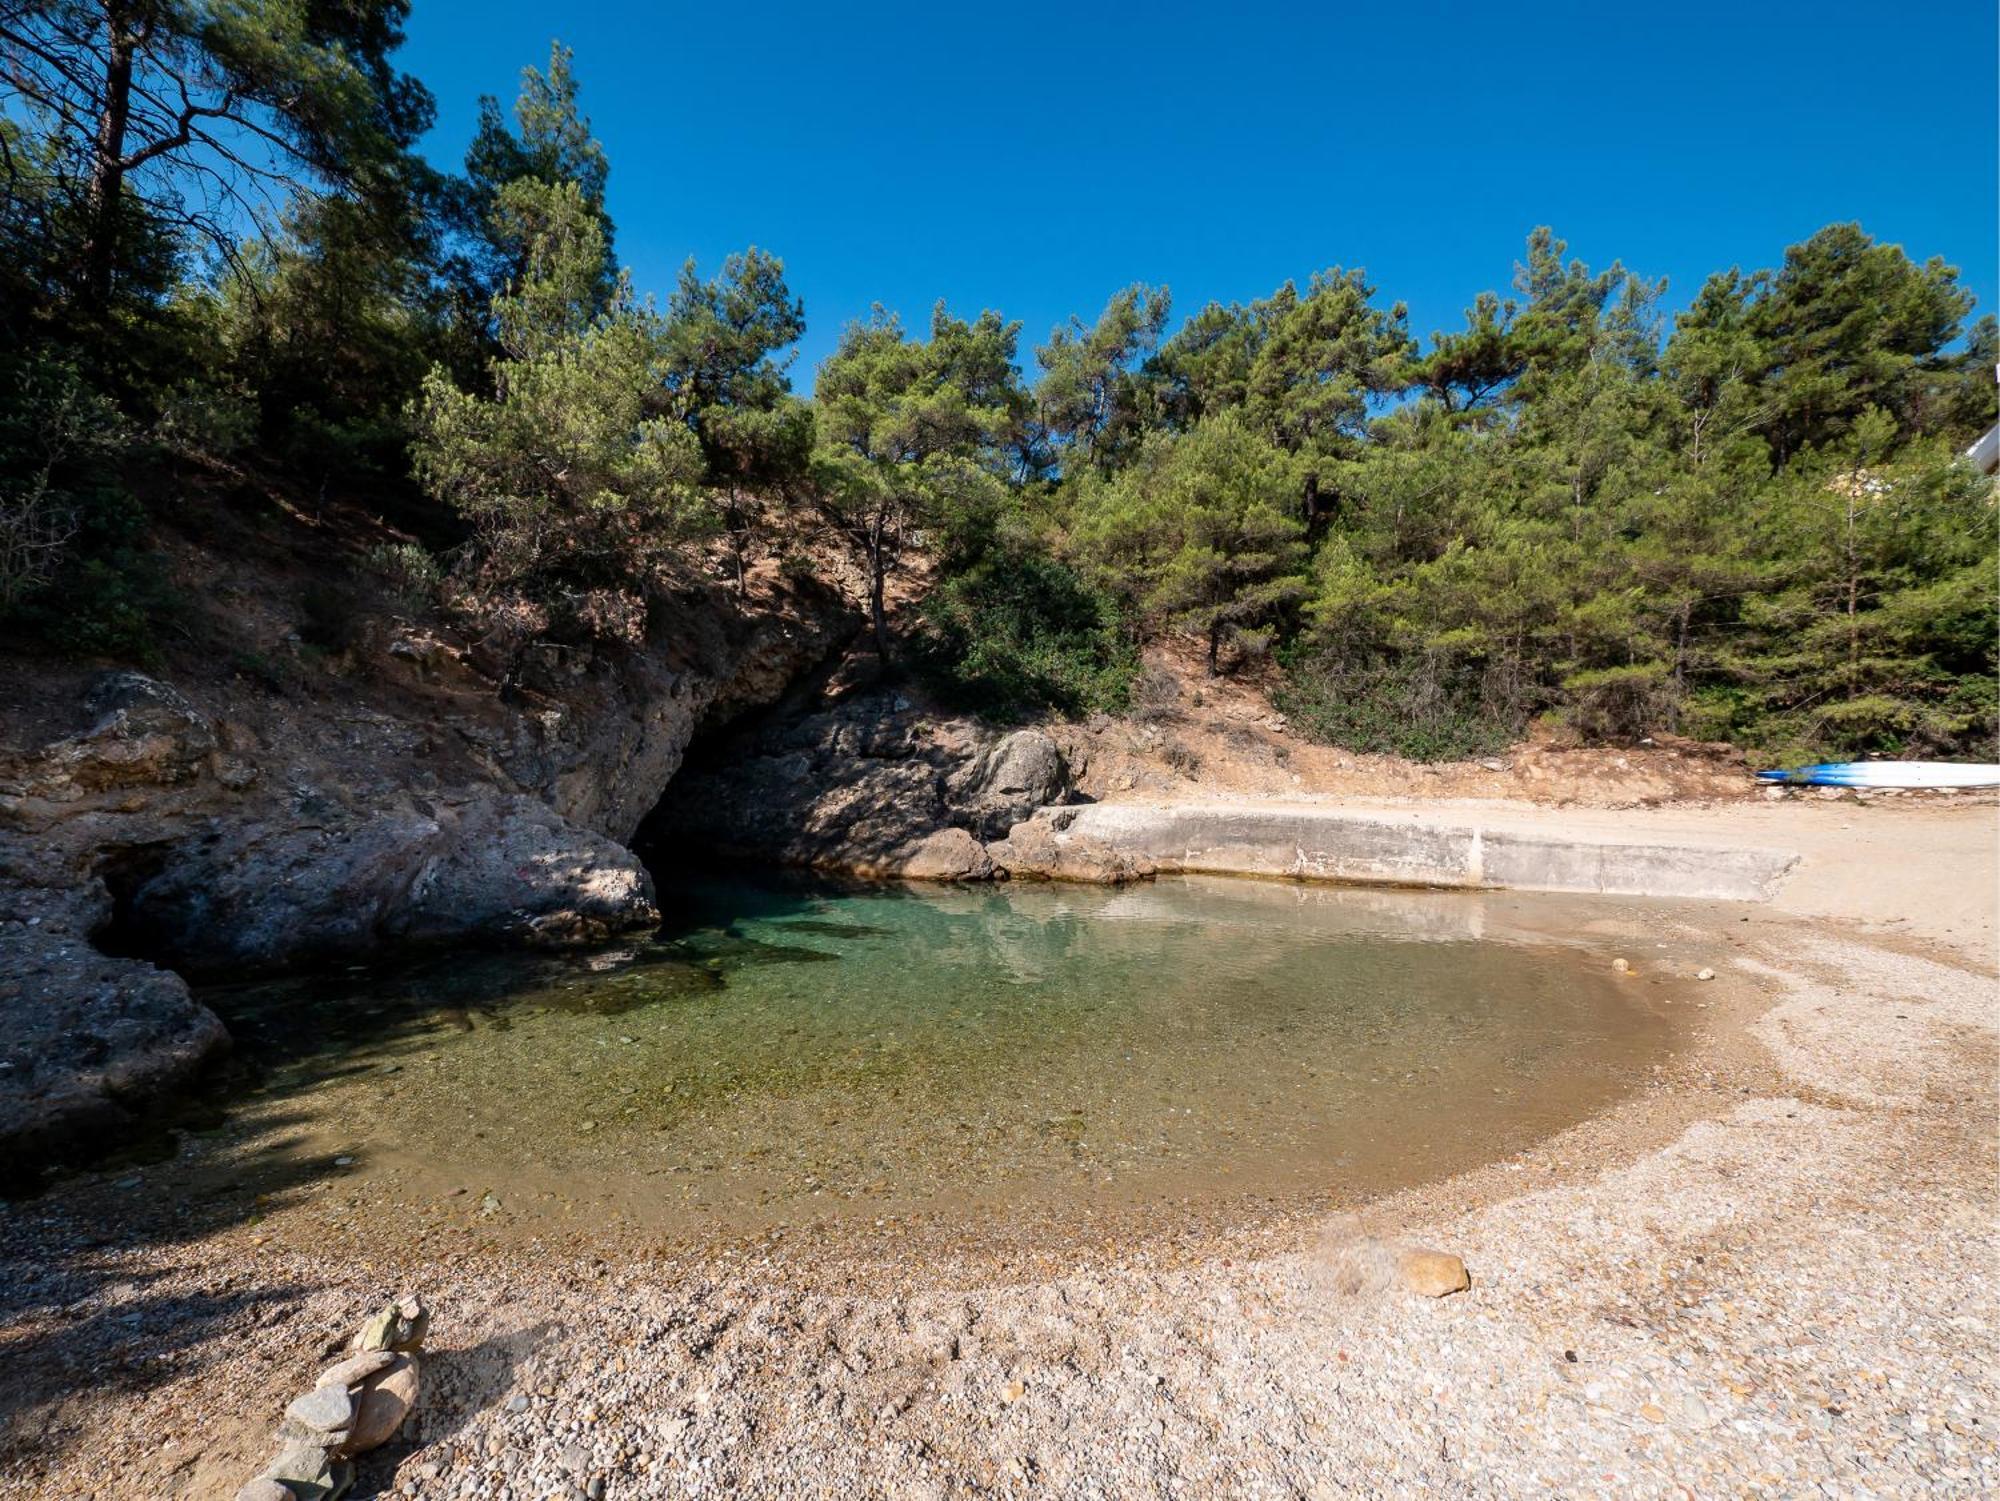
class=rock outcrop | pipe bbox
[0,572,857,1176]
[116,793,659,978]
[0,873,227,1190]
[647,693,1088,881]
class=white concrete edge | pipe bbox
[1042,802,1802,903]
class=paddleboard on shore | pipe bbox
[1756,760,2000,788]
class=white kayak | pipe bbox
[1756,760,2000,788]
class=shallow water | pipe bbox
[196,872,1694,1245]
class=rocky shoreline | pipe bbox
[0,878,1990,1499]
[0,570,864,1176]
[1,606,1158,1180]
[645,690,1143,884]
[6,626,1977,1189]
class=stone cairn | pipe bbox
[236,1293,429,1501]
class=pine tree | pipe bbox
[1034,284,1170,474]
[1074,411,1308,674]
[410,179,706,617]
[0,0,432,314]
[662,249,810,592]
[813,305,1027,659]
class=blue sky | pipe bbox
[400,0,1999,384]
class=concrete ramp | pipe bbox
[1044,802,1800,902]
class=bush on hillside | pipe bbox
[913,550,1137,721]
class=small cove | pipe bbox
[158,871,1707,1255]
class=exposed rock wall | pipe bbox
[648,692,1145,884]
[115,793,662,978]
[0,578,857,1171]
[0,870,227,1191]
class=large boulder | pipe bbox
[0,879,229,1185]
[947,729,1069,834]
[120,793,659,976]
[887,827,996,881]
[985,806,1154,885]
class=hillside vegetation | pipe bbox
[4,18,1994,763]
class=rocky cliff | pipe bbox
[0,572,857,1179]
[646,690,1149,883]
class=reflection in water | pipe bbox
[194,872,1690,1242]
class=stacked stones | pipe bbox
[236,1294,429,1501]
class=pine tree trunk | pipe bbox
[80,6,137,312]
[867,513,891,663]
[728,485,747,598]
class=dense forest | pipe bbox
[4,9,1995,762]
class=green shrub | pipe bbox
[366,541,444,612]
[297,579,364,653]
[913,551,1137,721]
[0,353,122,608]
[1275,645,1518,762]
[0,354,172,661]
[1560,661,1676,743]
[151,378,256,460]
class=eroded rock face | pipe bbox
[0,573,856,1179]
[948,729,1071,833]
[34,671,219,797]
[486,590,856,842]
[0,877,228,1186]
[118,793,659,977]
[649,694,1073,879]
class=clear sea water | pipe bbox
[195,871,1691,1244]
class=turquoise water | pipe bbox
[199,872,1689,1242]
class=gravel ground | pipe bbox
[1,914,1993,1500]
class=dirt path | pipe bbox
[0,802,1993,1500]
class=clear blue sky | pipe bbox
[399,0,1998,384]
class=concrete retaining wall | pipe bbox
[1042,802,1800,902]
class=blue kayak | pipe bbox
[1756,760,2000,788]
